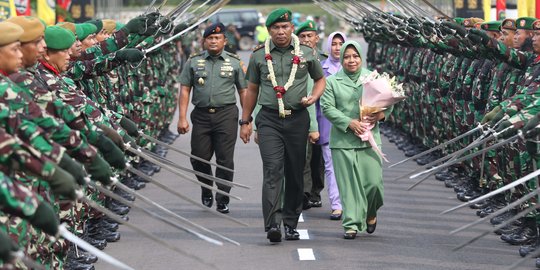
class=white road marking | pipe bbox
[298,229,310,240]
[297,248,315,261]
[299,213,304,223]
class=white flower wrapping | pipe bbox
[357,71,407,162]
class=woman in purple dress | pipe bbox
[318,31,346,220]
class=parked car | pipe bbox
[209,8,262,51]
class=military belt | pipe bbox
[195,104,235,114]
[261,106,305,117]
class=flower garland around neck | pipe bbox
[264,33,301,118]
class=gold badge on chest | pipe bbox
[198,77,205,85]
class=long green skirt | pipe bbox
[331,147,384,232]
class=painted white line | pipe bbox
[299,213,304,223]
[297,248,315,261]
[297,229,310,240]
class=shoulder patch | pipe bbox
[253,44,265,52]
[225,51,241,60]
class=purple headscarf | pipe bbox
[321,31,347,77]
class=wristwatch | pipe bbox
[238,116,253,126]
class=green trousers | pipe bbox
[331,147,384,232]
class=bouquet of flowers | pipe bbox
[357,70,407,162]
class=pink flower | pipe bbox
[265,54,273,61]
[292,56,300,65]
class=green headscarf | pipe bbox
[340,40,363,82]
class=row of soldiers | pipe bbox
[0,10,185,270]
[358,12,540,266]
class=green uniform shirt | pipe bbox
[246,39,324,110]
[179,50,247,107]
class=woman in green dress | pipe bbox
[320,40,392,239]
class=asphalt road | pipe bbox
[94,40,534,270]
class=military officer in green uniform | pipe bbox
[178,22,247,214]
[240,8,326,243]
[295,20,327,209]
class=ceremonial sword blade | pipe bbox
[441,166,540,215]
[115,181,241,246]
[127,146,246,197]
[139,147,249,189]
[418,0,451,19]
[452,204,538,251]
[88,180,223,246]
[139,132,235,173]
[449,189,540,235]
[407,133,499,180]
[389,123,484,168]
[409,134,518,180]
[58,224,135,270]
[79,196,217,268]
[126,165,249,226]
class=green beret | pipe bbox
[6,16,45,43]
[516,17,536,30]
[294,20,317,35]
[75,24,84,39]
[501,18,517,30]
[115,22,125,31]
[77,23,97,40]
[481,21,502,32]
[86,19,103,32]
[0,22,24,46]
[45,26,76,50]
[265,8,292,27]
[533,20,540,31]
[454,17,465,25]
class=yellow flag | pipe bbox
[0,0,17,21]
[518,0,529,16]
[37,0,56,26]
[483,0,491,21]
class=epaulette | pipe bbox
[225,51,241,60]
[189,52,204,59]
[253,44,265,52]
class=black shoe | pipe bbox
[68,250,98,264]
[503,227,537,246]
[309,200,322,208]
[106,200,131,216]
[490,210,517,225]
[88,218,119,232]
[202,196,213,208]
[216,203,229,214]
[366,218,377,234]
[302,193,312,210]
[535,257,540,268]
[343,230,357,239]
[114,187,135,201]
[123,177,146,190]
[89,229,121,243]
[519,241,539,257]
[104,214,128,223]
[330,210,342,220]
[64,259,95,270]
[137,161,156,176]
[267,225,282,243]
[284,225,300,240]
[80,235,107,250]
